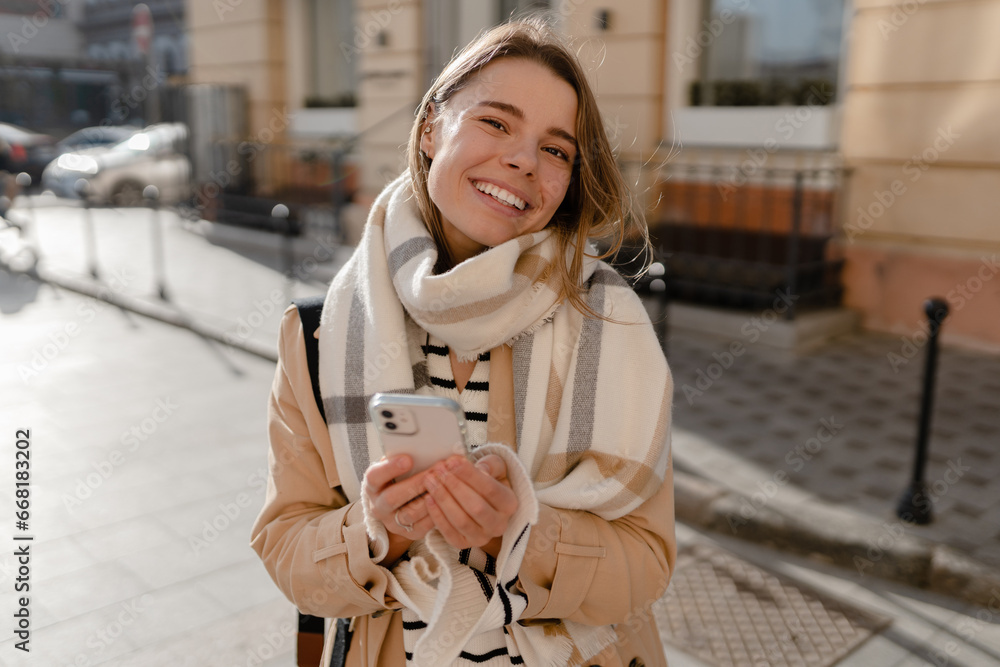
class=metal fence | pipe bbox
[627,149,847,320]
[194,139,357,243]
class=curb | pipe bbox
[9,263,279,363]
[674,469,1000,608]
[187,219,350,286]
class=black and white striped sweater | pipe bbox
[402,334,528,665]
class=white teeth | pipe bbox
[474,181,526,210]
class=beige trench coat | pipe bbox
[250,306,676,666]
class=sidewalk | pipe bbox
[3,196,1000,664]
[665,315,1000,606]
[4,271,1000,667]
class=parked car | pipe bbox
[42,123,191,206]
[0,122,57,185]
[56,125,138,155]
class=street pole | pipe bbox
[76,179,99,279]
[896,297,950,525]
[272,203,292,303]
[145,185,169,300]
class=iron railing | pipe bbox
[194,139,357,243]
[620,150,847,321]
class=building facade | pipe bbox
[0,0,187,130]
[184,0,1000,349]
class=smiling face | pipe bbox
[419,58,579,264]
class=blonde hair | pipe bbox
[406,16,649,318]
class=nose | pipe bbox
[502,139,537,176]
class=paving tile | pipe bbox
[195,558,285,615]
[71,515,178,564]
[30,534,98,584]
[114,581,232,649]
[37,559,152,624]
[3,599,146,665]
[98,597,296,667]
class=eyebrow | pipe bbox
[475,100,578,150]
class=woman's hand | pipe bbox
[363,455,434,564]
[423,454,518,556]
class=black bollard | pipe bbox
[896,297,950,524]
[144,185,169,300]
[75,179,99,279]
[14,172,34,231]
[272,203,292,276]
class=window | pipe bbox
[306,0,357,107]
[498,0,549,22]
[693,0,845,107]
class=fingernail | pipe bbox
[444,456,462,471]
[475,461,490,474]
[397,456,411,470]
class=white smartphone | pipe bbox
[368,393,469,479]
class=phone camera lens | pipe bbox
[385,422,397,430]
[381,409,393,418]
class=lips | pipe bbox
[472,180,528,211]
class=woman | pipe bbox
[251,17,675,667]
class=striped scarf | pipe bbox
[317,174,673,666]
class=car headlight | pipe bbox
[56,154,100,175]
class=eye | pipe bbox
[543,146,571,162]
[480,118,506,131]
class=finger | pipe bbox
[443,454,503,480]
[364,455,412,492]
[467,454,508,481]
[425,469,502,541]
[392,495,430,529]
[377,470,436,514]
[424,487,472,548]
[437,462,518,517]
[387,512,435,541]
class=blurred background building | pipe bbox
[0,0,186,128]
[3,0,997,350]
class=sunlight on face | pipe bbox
[420,58,578,264]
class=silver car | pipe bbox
[42,123,191,206]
